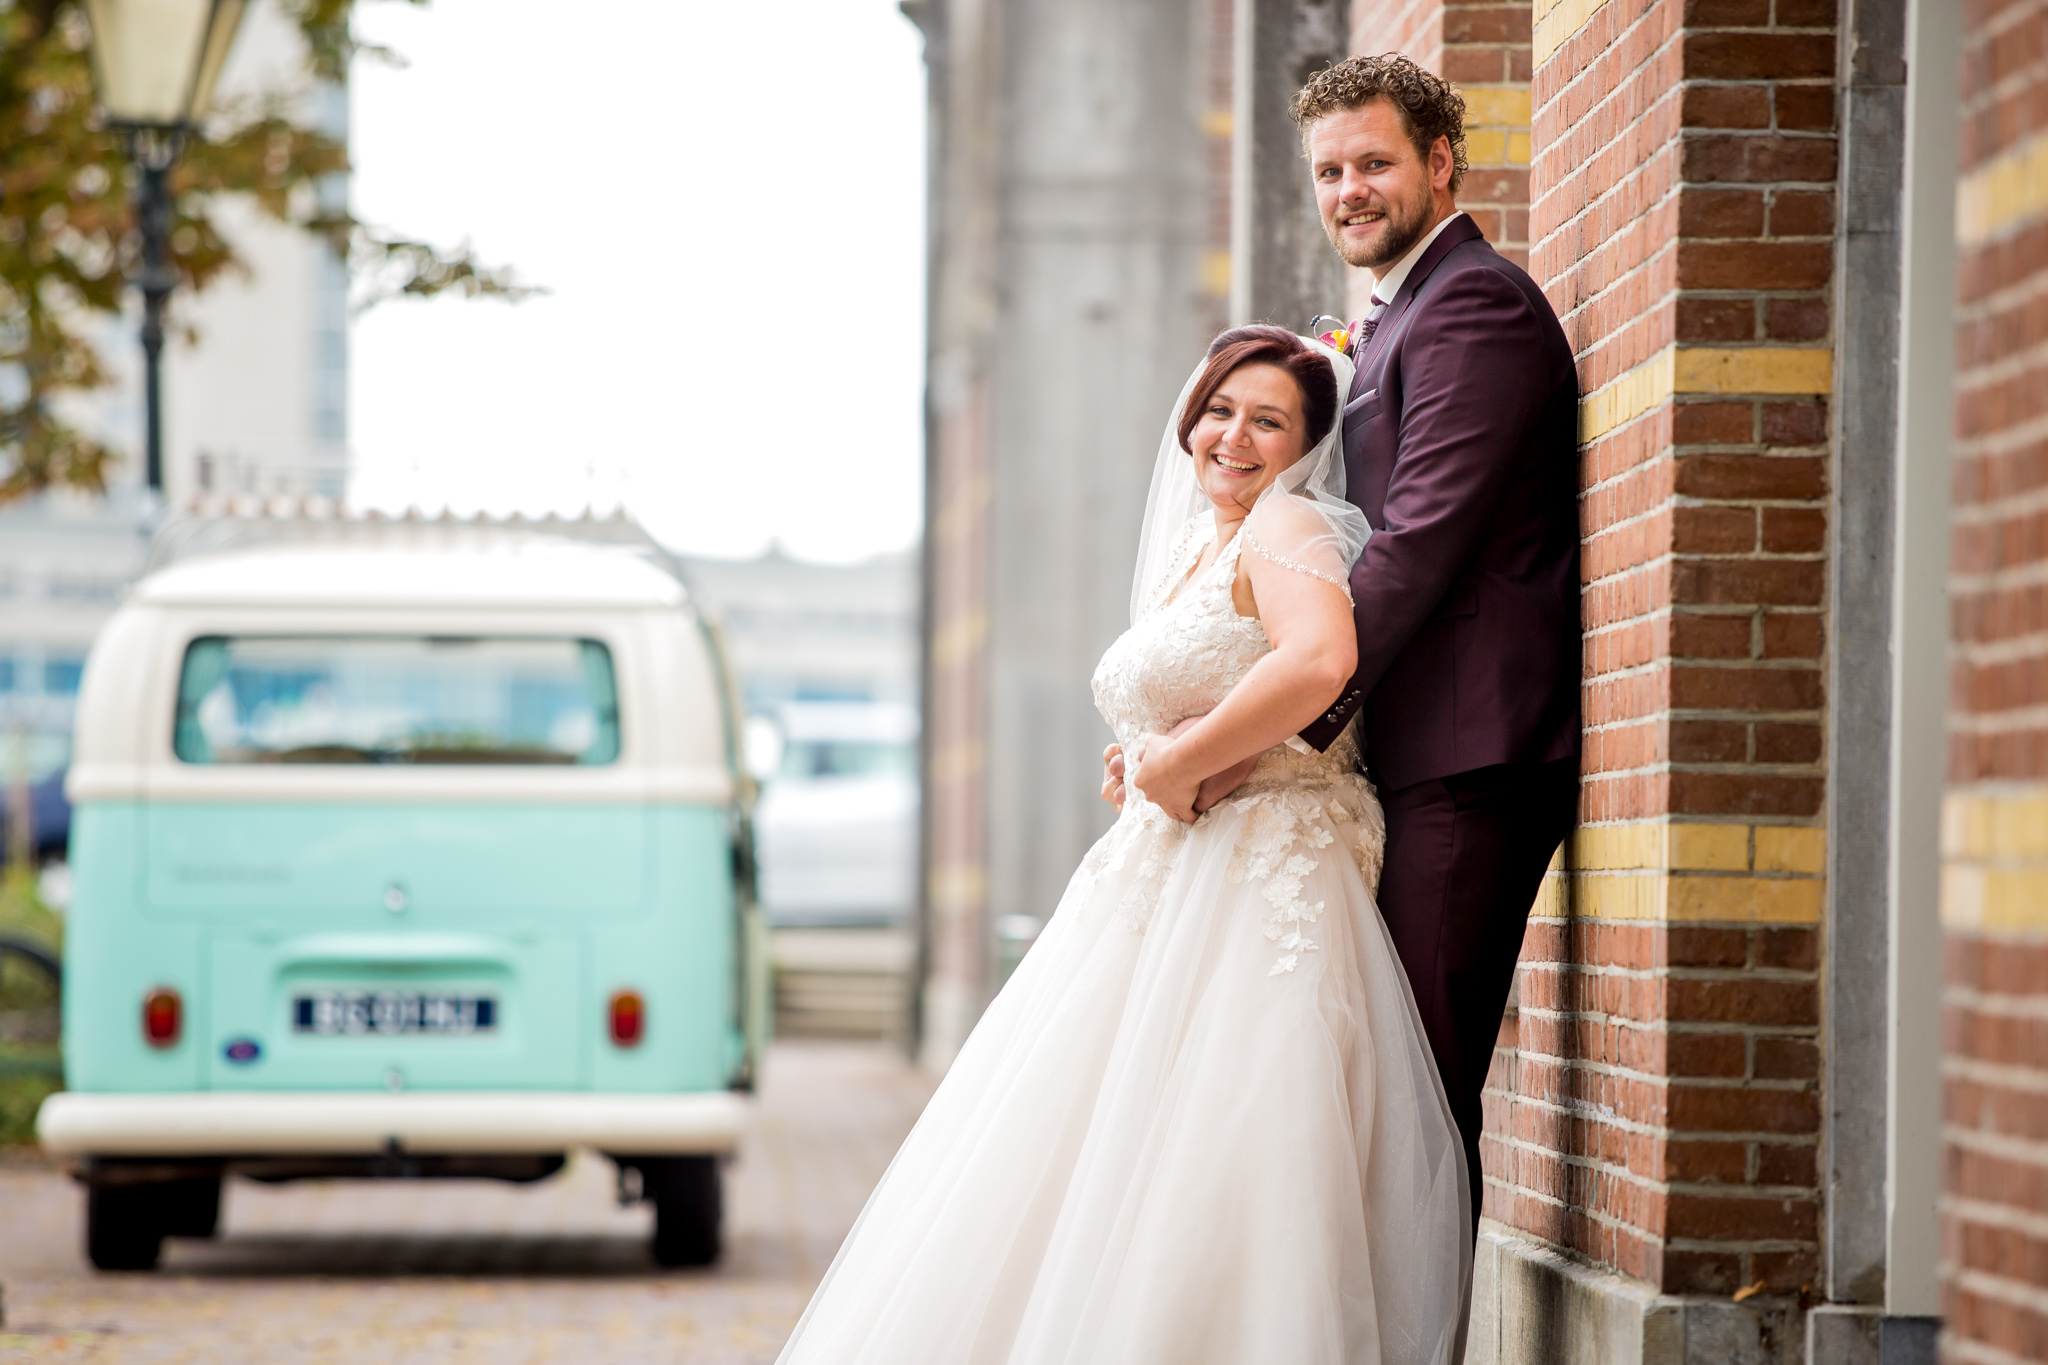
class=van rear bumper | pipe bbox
[37,1090,747,1158]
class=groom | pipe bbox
[1113,55,1581,1229]
[1292,55,1580,1229]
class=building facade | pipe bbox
[677,548,917,716]
[916,0,2048,1358]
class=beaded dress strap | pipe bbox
[1240,533,1354,602]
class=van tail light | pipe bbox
[609,989,645,1047]
[142,987,182,1048]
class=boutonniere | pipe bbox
[1308,314,1353,358]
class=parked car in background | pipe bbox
[751,701,918,928]
[37,518,768,1271]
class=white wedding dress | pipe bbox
[777,522,1472,1365]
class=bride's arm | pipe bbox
[1130,508,1356,822]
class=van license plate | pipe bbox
[293,991,498,1035]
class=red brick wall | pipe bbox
[1442,2,1533,271]
[1942,1,2048,1357]
[1485,0,1835,1295]
[1345,0,1836,1300]
[1351,0,1448,70]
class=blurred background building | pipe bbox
[684,548,920,1041]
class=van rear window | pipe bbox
[173,637,621,766]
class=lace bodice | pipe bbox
[1092,519,1363,798]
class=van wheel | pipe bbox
[645,1156,722,1267]
[158,1175,223,1238]
[86,1184,166,1271]
[85,1176,221,1270]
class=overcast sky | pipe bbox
[346,0,927,563]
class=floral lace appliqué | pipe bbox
[1226,795,1338,974]
[1074,800,1188,935]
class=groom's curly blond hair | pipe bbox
[1291,55,1469,193]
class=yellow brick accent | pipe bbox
[1533,0,1611,67]
[1579,346,1836,443]
[932,472,989,544]
[927,862,987,913]
[1673,346,1833,396]
[1955,128,2048,247]
[1465,129,1510,165]
[930,608,986,667]
[1201,249,1232,299]
[1507,132,1532,167]
[1942,786,2048,935]
[1462,88,1533,129]
[1579,349,1676,444]
[1570,874,1823,923]
[1537,820,1827,924]
[1669,876,1824,922]
[928,741,984,787]
[1756,826,1827,874]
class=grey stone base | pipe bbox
[1466,1224,1802,1365]
[1807,1305,1881,1364]
[1465,1227,1943,1365]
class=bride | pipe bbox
[776,326,1471,1365]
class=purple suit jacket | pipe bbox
[1297,215,1581,789]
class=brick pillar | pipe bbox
[1203,0,1237,337]
[1347,0,1534,318]
[1500,0,1836,1300]
[916,0,997,1070]
[1942,0,2048,1355]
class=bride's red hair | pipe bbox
[1176,325,1338,456]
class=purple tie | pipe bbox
[1356,298,1388,349]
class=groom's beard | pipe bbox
[1328,183,1436,271]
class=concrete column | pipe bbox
[1883,0,1959,1330]
[980,0,1213,976]
[913,0,1217,1067]
[1230,0,1350,329]
[1823,0,1906,1313]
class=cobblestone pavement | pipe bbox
[0,1041,935,1364]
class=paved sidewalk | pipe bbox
[0,1041,934,1364]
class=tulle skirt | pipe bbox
[776,778,1471,1365]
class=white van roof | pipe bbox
[137,536,688,611]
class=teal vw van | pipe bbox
[37,517,766,1270]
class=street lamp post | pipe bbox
[80,0,250,494]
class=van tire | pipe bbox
[85,1176,221,1270]
[159,1175,223,1238]
[86,1185,166,1271]
[645,1156,722,1267]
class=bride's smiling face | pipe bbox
[1187,362,1310,513]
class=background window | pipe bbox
[173,636,621,766]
